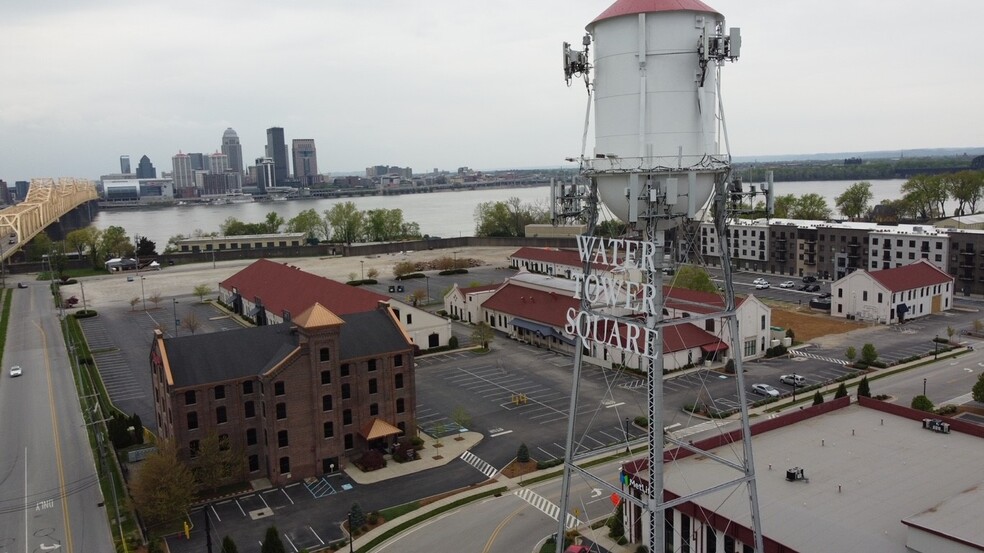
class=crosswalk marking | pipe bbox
[514,488,582,529]
[790,349,848,366]
[459,451,498,479]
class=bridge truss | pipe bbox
[0,178,98,261]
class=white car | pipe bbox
[9,365,22,377]
[752,278,768,285]
[755,282,770,289]
[751,383,780,397]
[779,281,795,288]
[779,374,806,386]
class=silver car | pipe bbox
[751,383,779,397]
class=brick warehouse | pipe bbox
[150,302,415,487]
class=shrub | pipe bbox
[724,359,736,374]
[682,403,701,414]
[834,382,848,399]
[607,505,625,538]
[911,395,934,412]
[355,450,387,472]
[633,416,648,428]
[857,376,871,398]
[935,404,958,416]
[861,343,878,364]
[812,391,824,406]
[873,394,891,400]
[349,503,366,531]
[448,336,459,349]
[395,272,426,281]
[367,511,380,525]
[517,443,530,463]
[785,328,795,341]
[845,346,857,363]
[765,345,787,358]
[409,436,425,450]
[536,459,564,470]
[973,373,984,404]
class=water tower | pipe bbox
[557,1,765,552]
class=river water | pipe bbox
[92,179,920,248]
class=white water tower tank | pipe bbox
[586,0,734,226]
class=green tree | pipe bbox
[972,373,984,403]
[66,227,97,259]
[263,212,285,234]
[607,503,625,539]
[845,346,857,363]
[261,526,286,553]
[858,376,871,398]
[349,503,366,530]
[671,265,717,293]
[947,170,984,215]
[834,382,848,399]
[451,406,471,431]
[221,535,239,553]
[192,433,232,493]
[901,174,948,219]
[474,197,548,237]
[812,391,824,406]
[471,322,494,350]
[325,202,364,245]
[835,181,873,220]
[517,442,530,463]
[595,218,626,238]
[285,209,323,239]
[136,235,158,257]
[861,343,878,364]
[911,395,934,412]
[193,283,212,302]
[771,194,799,218]
[790,193,832,220]
[393,261,417,278]
[100,225,133,259]
[27,231,54,263]
[129,441,197,526]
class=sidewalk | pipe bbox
[343,430,484,485]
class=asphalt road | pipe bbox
[0,282,113,553]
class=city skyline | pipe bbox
[1,0,982,182]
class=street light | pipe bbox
[173,298,180,337]
[923,378,927,397]
[360,260,365,281]
[624,417,630,453]
[934,335,939,360]
[348,511,355,553]
[140,276,147,311]
[425,275,430,305]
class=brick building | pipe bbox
[150,302,415,487]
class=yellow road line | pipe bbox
[482,504,524,553]
[37,320,74,553]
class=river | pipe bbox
[91,179,924,249]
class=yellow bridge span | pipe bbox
[0,178,98,261]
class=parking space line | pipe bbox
[235,499,246,516]
[309,527,325,547]
[210,504,221,522]
[259,493,270,510]
[281,488,294,505]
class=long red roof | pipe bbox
[591,0,720,25]
[220,258,389,316]
[510,247,617,271]
[867,259,954,293]
[481,283,581,327]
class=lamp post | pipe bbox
[348,511,355,553]
[140,276,146,311]
[624,417,630,453]
[923,378,927,397]
[934,335,939,360]
[425,275,430,305]
[173,298,180,337]
[360,260,365,281]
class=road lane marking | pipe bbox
[39,321,74,553]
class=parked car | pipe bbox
[818,292,832,300]
[9,365,22,377]
[753,278,768,285]
[755,282,770,289]
[802,275,818,283]
[751,383,780,397]
[17,282,27,289]
[802,284,821,292]
[779,281,795,288]
[779,374,806,387]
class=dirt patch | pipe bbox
[500,459,538,479]
[770,305,866,342]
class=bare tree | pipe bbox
[149,291,163,308]
[129,297,140,311]
[193,283,212,303]
[182,312,202,334]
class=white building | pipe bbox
[444,282,501,324]
[831,259,954,323]
[868,225,949,272]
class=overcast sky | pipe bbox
[1,0,980,182]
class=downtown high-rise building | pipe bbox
[221,128,244,174]
[254,157,275,194]
[207,152,229,174]
[120,155,131,174]
[136,155,157,178]
[265,127,289,186]
[188,153,207,172]
[172,151,194,192]
[291,139,319,185]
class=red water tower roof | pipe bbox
[590,0,720,25]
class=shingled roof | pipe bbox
[481,283,581,327]
[163,309,411,388]
[868,259,954,293]
[220,258,389,317]
[510,247,617,271]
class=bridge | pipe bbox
[0,178,99,262]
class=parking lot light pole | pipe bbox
[360,260,364,281]
[934,335,939,360]
[923,378,927,397]
[173,298,180,337]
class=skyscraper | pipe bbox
[254,157,275,194]
[221,128,244,174]
[291,139,319,185]
[188,153,207,172]
[207,151,229,174]
[172,151,194,193]
[265,127,289,186]
[136,155,157,178]
[120,155,131,174]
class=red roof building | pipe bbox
[831,260,954,323]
